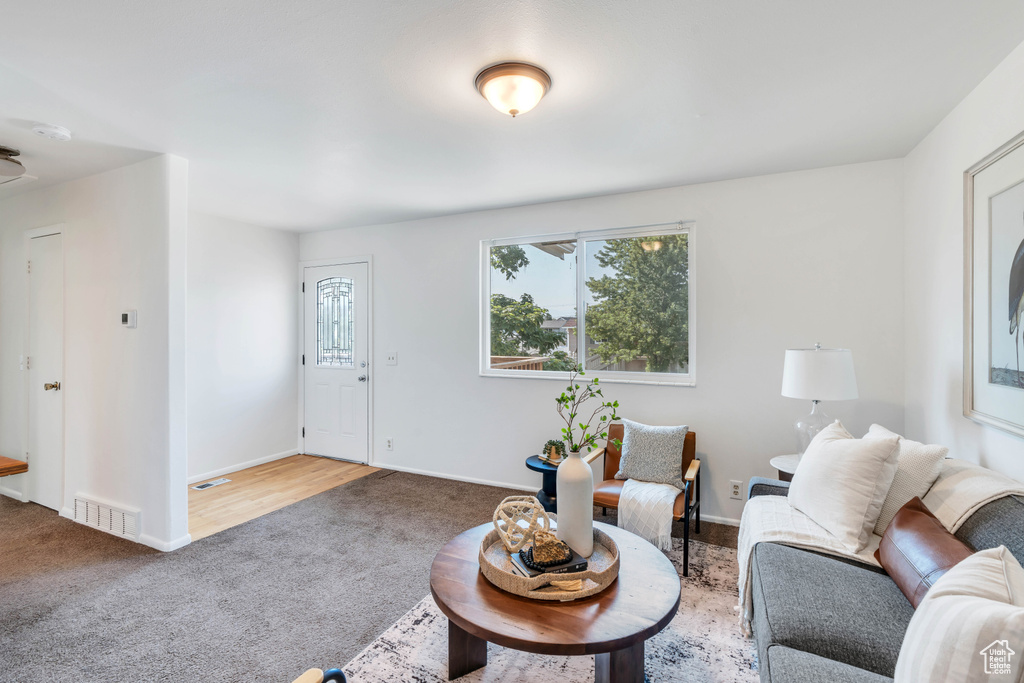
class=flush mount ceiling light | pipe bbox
[475,62,551,118]
[0,145,25,177]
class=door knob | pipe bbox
[357,375,367,382]
[44,381,61,391]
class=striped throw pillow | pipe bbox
[894,546,1024,682]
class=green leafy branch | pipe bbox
[555,364,620,453]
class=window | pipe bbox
[480,222,694,385]
[317,277,354,367]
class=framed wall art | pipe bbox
[965,129,1024,438]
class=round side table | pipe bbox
[770,453,801,482]
[525,455,559,512]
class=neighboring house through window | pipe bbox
[481,221,695,385]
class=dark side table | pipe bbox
[525,455,559,513]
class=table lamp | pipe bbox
[781,343,858,453]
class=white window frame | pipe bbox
[479,221,696,386]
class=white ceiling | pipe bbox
[1,1,1023,231]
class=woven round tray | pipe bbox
[478,523,620,601]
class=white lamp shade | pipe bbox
[781,348,858,401]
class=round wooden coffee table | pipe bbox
[429,521,680,683]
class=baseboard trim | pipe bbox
[0,483,28,502]
[187,449,300,484]
[699,514,740,527]
[372,462,536,493]
[139,533,193,552]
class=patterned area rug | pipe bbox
[343,538,758,682]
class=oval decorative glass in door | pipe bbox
[317,277,354,367]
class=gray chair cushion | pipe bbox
[763,645,894,683]
[956,495,1024,565]
[751,542,913,678]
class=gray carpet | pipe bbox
[0,470,736,682]
[0,470,522,682]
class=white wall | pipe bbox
[187,212,299,482]
[904,40,1024,477]
[0,154,190,550]
[301,159,906,522]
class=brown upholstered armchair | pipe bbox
[584,423,701,575]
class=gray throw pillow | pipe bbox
[614,418,688,489]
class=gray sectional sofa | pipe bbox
[747,477,1024,683]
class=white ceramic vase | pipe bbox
[555,450,594,557]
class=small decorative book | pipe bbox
[511,547,589,578]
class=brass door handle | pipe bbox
[44,381,61,391]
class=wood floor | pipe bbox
[188,454,379,541]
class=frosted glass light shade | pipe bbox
[781,348,858,401]
[475,63,551,118]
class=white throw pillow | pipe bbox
[866,424,948,535]
[787,420,899,552]
[895,546,1024,682]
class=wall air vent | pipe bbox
[0,174,37,188]
[73,495,140,541]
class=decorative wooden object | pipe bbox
[491,495,550,552]
[478,522,620,601]
[431,521,680,682]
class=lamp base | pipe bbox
[794,401,832,453]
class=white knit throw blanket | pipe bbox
[618,478,680,551]
[736,496,880,635]
[736,458,1024,635]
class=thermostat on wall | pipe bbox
[121,310,137,328]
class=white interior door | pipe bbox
[27,233,64,510]
[303,263,369,463]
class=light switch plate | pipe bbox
[386,351,398,366]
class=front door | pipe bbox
[27,232,64,510]
[303,263,369,463]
